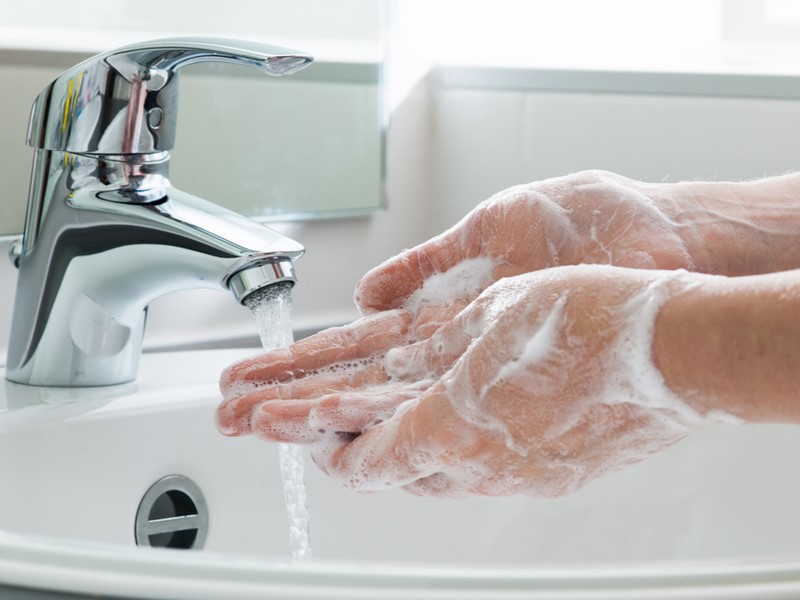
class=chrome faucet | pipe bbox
[5,38,312,387]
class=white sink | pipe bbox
[2,349,800,599]
[0,349,290,556]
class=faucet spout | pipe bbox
[6,37,312,388]
[6,151,303,387]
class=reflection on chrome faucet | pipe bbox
[6,38,312,387]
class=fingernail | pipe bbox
[214,406,249,437]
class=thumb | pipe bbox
[385,311,475,381]
[354,211,483,314]
[312,389,458,492]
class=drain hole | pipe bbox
[147,490,199,549]
[135,476,208,550]
[149,489,197,521]
[148,528,198,549]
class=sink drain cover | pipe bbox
[135,475,208,550]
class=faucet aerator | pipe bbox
[227,259,297,306]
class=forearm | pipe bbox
[653,269,800,424]
[655,173,800,276]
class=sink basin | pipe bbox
[2,348,800,598]
[0,349,288,556]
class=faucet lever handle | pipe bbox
[28,37,313,155]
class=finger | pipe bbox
[408,300,471,340]
[402,472,470,499]
[354,210,484,314]
[386,311,476,381]
[307,389,422,435]
[219,310,411,395]
[216,362,390,435]
[315,390,458,492]
[248,388,422,443]
[309,436,347,477]
[244,399,320,443]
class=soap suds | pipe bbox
[402,255,498,314]
[444,293,568,457]
[604,270,707,426]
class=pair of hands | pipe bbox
[216,170,713,498]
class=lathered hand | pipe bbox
[355,170,695,320]
[356,170,800,320]
[219,266,714,498]
[217,171,800,497]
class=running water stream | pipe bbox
[244,282,311,561]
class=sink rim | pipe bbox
[1,529,800,599]
[0,347,258,421]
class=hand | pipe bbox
[217,265,708,498]
[219,170,695,439]
[356,171,800,321]
[354,170,695,324]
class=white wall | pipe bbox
[433,84,800,228]
[0,0,381,59]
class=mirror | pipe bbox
[0,0,385,236]
[173,59,383,221]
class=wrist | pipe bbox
[652,270,800,424]
[656,174,800,276]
